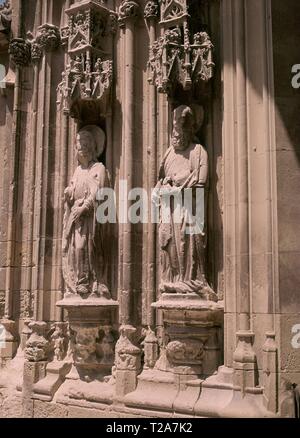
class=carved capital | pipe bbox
[9,38,31,66]
[36,23,61,52]
[28,24,61,63]
[118,0,139,28]
[144,0,159,20]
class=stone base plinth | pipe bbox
[57,296,119,381]
[153,294,224,378]
[124,294,224,414]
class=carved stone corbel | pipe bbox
[27,23,61,63]
[9,37,31,66]
[9,23,61,66]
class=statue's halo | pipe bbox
[79,125,106,158]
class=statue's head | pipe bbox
[76,125,105,167]
[171,104,205,150]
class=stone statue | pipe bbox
[62,125,110,299]
[155,105,217,301]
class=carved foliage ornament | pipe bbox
[9,24,61,66]
[9,38,31,66]
[144,0,159,19]
[29,24,61,62]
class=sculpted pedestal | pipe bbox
[153,294,224,379]
[54,296,119,408]
[57,296,118,382]
[124,293,224,415]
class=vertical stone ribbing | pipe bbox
[4,0,22,321]
[144,4,158,328]
[118,1,139,326]
[222,0,278,397]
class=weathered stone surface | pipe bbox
[0,0,298,420]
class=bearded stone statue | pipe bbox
[62,125,110,299]
[155,105,217,301]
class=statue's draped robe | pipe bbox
[62,161,110,296]
[157,143,217,301]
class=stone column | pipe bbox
[118,0,139,326]
[144,0,159,328]
[0,0,23,364]
[222,0,278,415]
[56,0,71,323]
[25,0,42,321]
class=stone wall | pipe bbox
[0,0,299,418]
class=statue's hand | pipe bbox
[72,205,86,222]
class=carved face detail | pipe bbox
[76,131,96,166]
[171,105,194,151]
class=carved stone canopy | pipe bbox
[147,0,214,99]
[58,0,116,117]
